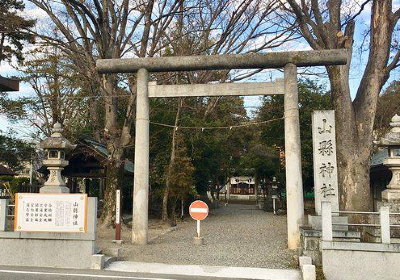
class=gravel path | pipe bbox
[98,203,296,269]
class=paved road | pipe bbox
[0,266,244,280]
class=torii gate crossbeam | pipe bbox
[96,49,348,250]
[97,50,346,73]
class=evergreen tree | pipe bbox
[375,81,400,139]
[257,79,332,192]
[0,131,34,171]
[167,133,195,223]
[0,0,35,65]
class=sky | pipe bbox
[1,0,400,140]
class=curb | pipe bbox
[106,261,302,280]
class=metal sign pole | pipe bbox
[189,200,208,245]
[197,220,201,238]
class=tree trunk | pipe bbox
[88,87,102,142]
[99,75,125,228]
[170,198,178,227]
[162,98,183,222]
[162,184,170,222]
[326,64,373,211]
[325,1,393,211]
[285,0,397,212]
[100,143,124,228]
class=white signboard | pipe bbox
[230,177,255,184]
[312,110,339,215]
[115,190,121,225]
[14,193,87,233]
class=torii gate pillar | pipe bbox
[132,68,150,244]
[284,63,304,249]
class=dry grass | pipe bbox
[316,266,326,280]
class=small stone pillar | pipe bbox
[0,199,9,231]
[39,123,76,193]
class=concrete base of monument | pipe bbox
[322,241,400,280]
[0,235,99,269]
[39,186,70,193]
[0,198,100,269]
[308,214,349,231]
[193,236,205,245]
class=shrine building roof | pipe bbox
[0,76,19,92]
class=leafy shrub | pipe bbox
[0,176,30,199]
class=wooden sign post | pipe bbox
[113,189,122,244]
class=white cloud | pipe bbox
[21,5,49,21]
[0,62,16,74]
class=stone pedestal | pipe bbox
[381,156,400,208]
[300,227,361,266]
[193,236,204,245]
[40,186,70,194]
[382,189,400,201]
[300,215,358,266]
[0,198,100,269]
[40,163,69,193]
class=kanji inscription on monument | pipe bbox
[312,110,339,215]
[14,193,87,232]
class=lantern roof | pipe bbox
[39,122,77,151]
[376,114,400,147]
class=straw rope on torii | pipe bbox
[150,117,286,131]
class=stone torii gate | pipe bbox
[97,50,347,249]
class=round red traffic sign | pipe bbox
[189,200,209,221]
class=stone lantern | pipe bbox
[39,123,76,193]
[375,114,400,202]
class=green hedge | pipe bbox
[0,175,14,182]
